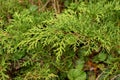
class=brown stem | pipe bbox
[53,0,60,14]
[37,0,43,12]
[39,0,51,11]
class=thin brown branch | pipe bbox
[37,0,43,12]
[39,0,51,11]
[53,0,60,14]
[111,74,120,80]
[96,72,104,80]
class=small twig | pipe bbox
[111,74,120,80]
[53,0,60,14]
[53,0,57,13]
[38,0,43,12]
[39,0,51,11]
[96,72,104,80]
[56,0,60,13]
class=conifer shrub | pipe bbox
[0,0,120,80]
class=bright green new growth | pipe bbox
[0,0,120,80]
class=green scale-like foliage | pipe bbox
[0,0,120,80]
[20,1,119,59]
